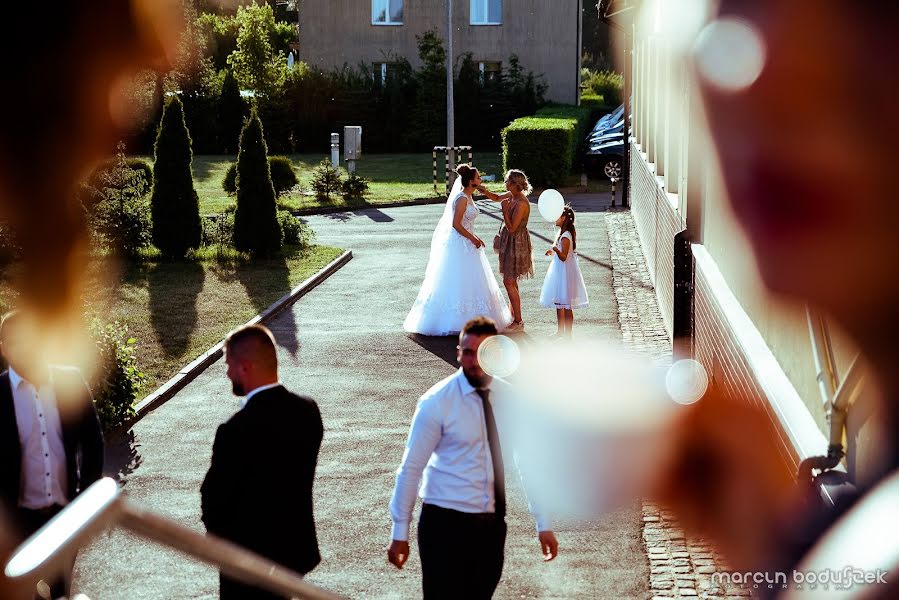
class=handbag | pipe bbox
[493,223,504,254]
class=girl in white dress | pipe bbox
[540,205,589,337]
[404,164,513,336]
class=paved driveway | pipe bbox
[74,195,648,599]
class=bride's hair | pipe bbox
[504,169,532,195]
[455,163,479,187]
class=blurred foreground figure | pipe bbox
[655,1,899,597]
[0,311,104,599]
[0,0,181,347]
[201,325,323,600]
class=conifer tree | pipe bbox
[151,95,202,258]
[233,108,283,255]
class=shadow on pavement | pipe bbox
[104,429,143,485]
[148,261,205,358]
[235,255,300,357]
[407,333,458,367]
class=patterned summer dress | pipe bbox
[497,198,534,280]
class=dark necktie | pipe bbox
[476,388,506,517]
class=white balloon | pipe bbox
[538,189,565,223]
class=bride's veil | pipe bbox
[430,175,464,254]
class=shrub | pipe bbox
[87,145,153,257]
[278,211,314,247]
[89,318,146,431]
[201,213,234,247]
[310,159,342,200]
[579,94,616,128]
[222,163,238,194]
[87,158,153,193]
[268,156,299,195]
[501,104,592,187]
[581,68,623,106]
[223,156,298,196]
[233,109,283,255]
[151,96,202,258]
[341,173,370,200]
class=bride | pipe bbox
[404,164,513,335]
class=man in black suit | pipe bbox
[201,324,323,600]
[0,310,104,598]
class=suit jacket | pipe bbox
[201,385,323,576]
[0,367,104,526]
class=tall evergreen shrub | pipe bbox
[151,96,202,258]
[233,109,283,255]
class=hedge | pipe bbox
[501,104,592,188]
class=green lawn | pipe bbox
[190,152,506,214]
[85,244,343,398]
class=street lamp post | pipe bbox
[447,0,456,181]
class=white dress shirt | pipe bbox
[238,381,282,409]
[389,369,550,541]
[11,366,69,509]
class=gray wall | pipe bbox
[297,0,580,104]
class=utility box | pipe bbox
[344,126,362,161]
[330,132,339,166]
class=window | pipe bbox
[471,0,501,25]
[372,0,403,25]
[373,62,399,86]
[479,61,501,84]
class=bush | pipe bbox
[87,145,153,257]
[151,96,203,258]
[218,69,247,154]
[201,213,234,247]
[341,173,370,200]
[278,211,314,247]
[89,318,146,431]
[581,69,623,106]
[268,156,299,195]
[223,156,297,197]
[579,95,616,129]
[502,105,591,188]
[233,109,283,255]
[310,159,342,200]
[87,158,153,194]
[222,163,238,194]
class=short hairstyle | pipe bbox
[461,316,498,339]
[225,324,278,370]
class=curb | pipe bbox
[114,249,354,437]
[289,196,446,217]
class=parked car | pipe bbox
[584,106,627,179]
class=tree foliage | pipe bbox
[151,96,202,258]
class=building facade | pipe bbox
[297,0,582,104]
[623,0,885,497]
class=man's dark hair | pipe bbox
[225,324,278,370]
[461,316,498,338]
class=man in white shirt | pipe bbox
[387,316,558,599]
[0,310,104,599]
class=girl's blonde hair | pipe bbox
[504,169,532,195]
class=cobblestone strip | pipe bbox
[605,210,751,599]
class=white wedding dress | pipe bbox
[404,180,513,336]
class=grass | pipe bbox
[137,152,611,214]
[190,152,505,214]
[0,245,344,400]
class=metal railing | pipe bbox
[4,478,346,600]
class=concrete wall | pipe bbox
[297,0,580,104]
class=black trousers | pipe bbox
[417,503,507,600]
[18,505,68,600]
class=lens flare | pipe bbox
[665,359,709,405]
[693,17,766,93]
[504,341,678,518]
[478,335,521,378]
